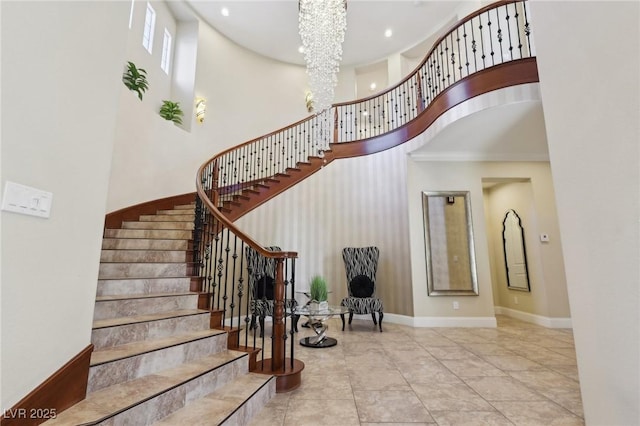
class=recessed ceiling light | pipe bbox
[384,29,393,38]
[221,7,229,17]
[370,82,377,91]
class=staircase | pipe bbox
[217,154,328,221]
[44,203,274,425]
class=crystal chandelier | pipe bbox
[298,0,347,114]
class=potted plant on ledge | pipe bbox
[309,275,328,311]
[122,61,149,101]
[159,100,184,125]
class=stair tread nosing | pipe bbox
[101,249,190,254]
[122,222,195,230]
[43,350,250,425]
[103,229,193,240]
[153,373,274,425]
[95,291,197,302]
[91,328,226,366]
[93,309,210,329]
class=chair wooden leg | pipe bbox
[341,314,345,331]
[348,312,354,324]
[378,311,383,332]
[259,316,265,338]
[371,312,377,325]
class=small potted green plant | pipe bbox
[159,100,184,125]
[309,275,328,311]
[122,61,149,101]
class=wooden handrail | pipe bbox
[333,0,528,108]
[195,163,297,260]
[193,0,535,389]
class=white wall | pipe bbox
[407,161,569,326]
[106,6,312,212]
[1,1,129,409]
[484,178,570,322]
[530,1,640,424]
[235,138,421,316]
[407,161,496,323]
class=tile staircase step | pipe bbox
[173,204,196,210]
[122,221,195,230]
[93,292,198,320]
[96,277,192,296]
[88,329,228,392]
[139,214,195,222]
[43,350,250,425]
[156,208,195,215]
[101,249,188,263]
[57,199,275,425]
[92,309,211,349]
[98,262,188,279]
[104,228,193,240]
[102,237,190,250]
[153,373,275,425]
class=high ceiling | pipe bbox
[167,1,548,162]
[174,1,470,67]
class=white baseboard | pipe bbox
[494,306,572,328]
[224,309,571,330]
[412,316,498,328]
[352,313,497,328]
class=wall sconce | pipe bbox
[305,91,314,113]
[195,97,207,123]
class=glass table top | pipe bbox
[294,305,349,316]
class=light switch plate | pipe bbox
[1,181,53,218]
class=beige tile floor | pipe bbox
[249,315,583,426]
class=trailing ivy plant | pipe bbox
[122,61,149,101]
[159,100,184,125]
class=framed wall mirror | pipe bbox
[502,209,531,291]
[422,191,479,296]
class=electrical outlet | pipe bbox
[453,301,459,310]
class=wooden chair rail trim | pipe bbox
[104,192,196,230]
[0,344,93,426]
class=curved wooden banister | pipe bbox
[334,0,531,109]
[325,58,538,160]
[192,0,535,391]
[195,163,297,260]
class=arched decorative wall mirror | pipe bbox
[422,191,479,296]
[502,209,531,291]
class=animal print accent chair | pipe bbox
[245,245,298,337]
[340,246,384,332]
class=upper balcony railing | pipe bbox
[209,0,535,199]
[334,0,533,143]
[193,0,537,392]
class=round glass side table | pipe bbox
[294,305,349,348]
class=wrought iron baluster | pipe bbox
[487,10,495,66]
[523,0,532,55]
[478,14,486,69]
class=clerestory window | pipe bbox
[160,28,172,74]
[142,2,156,54]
